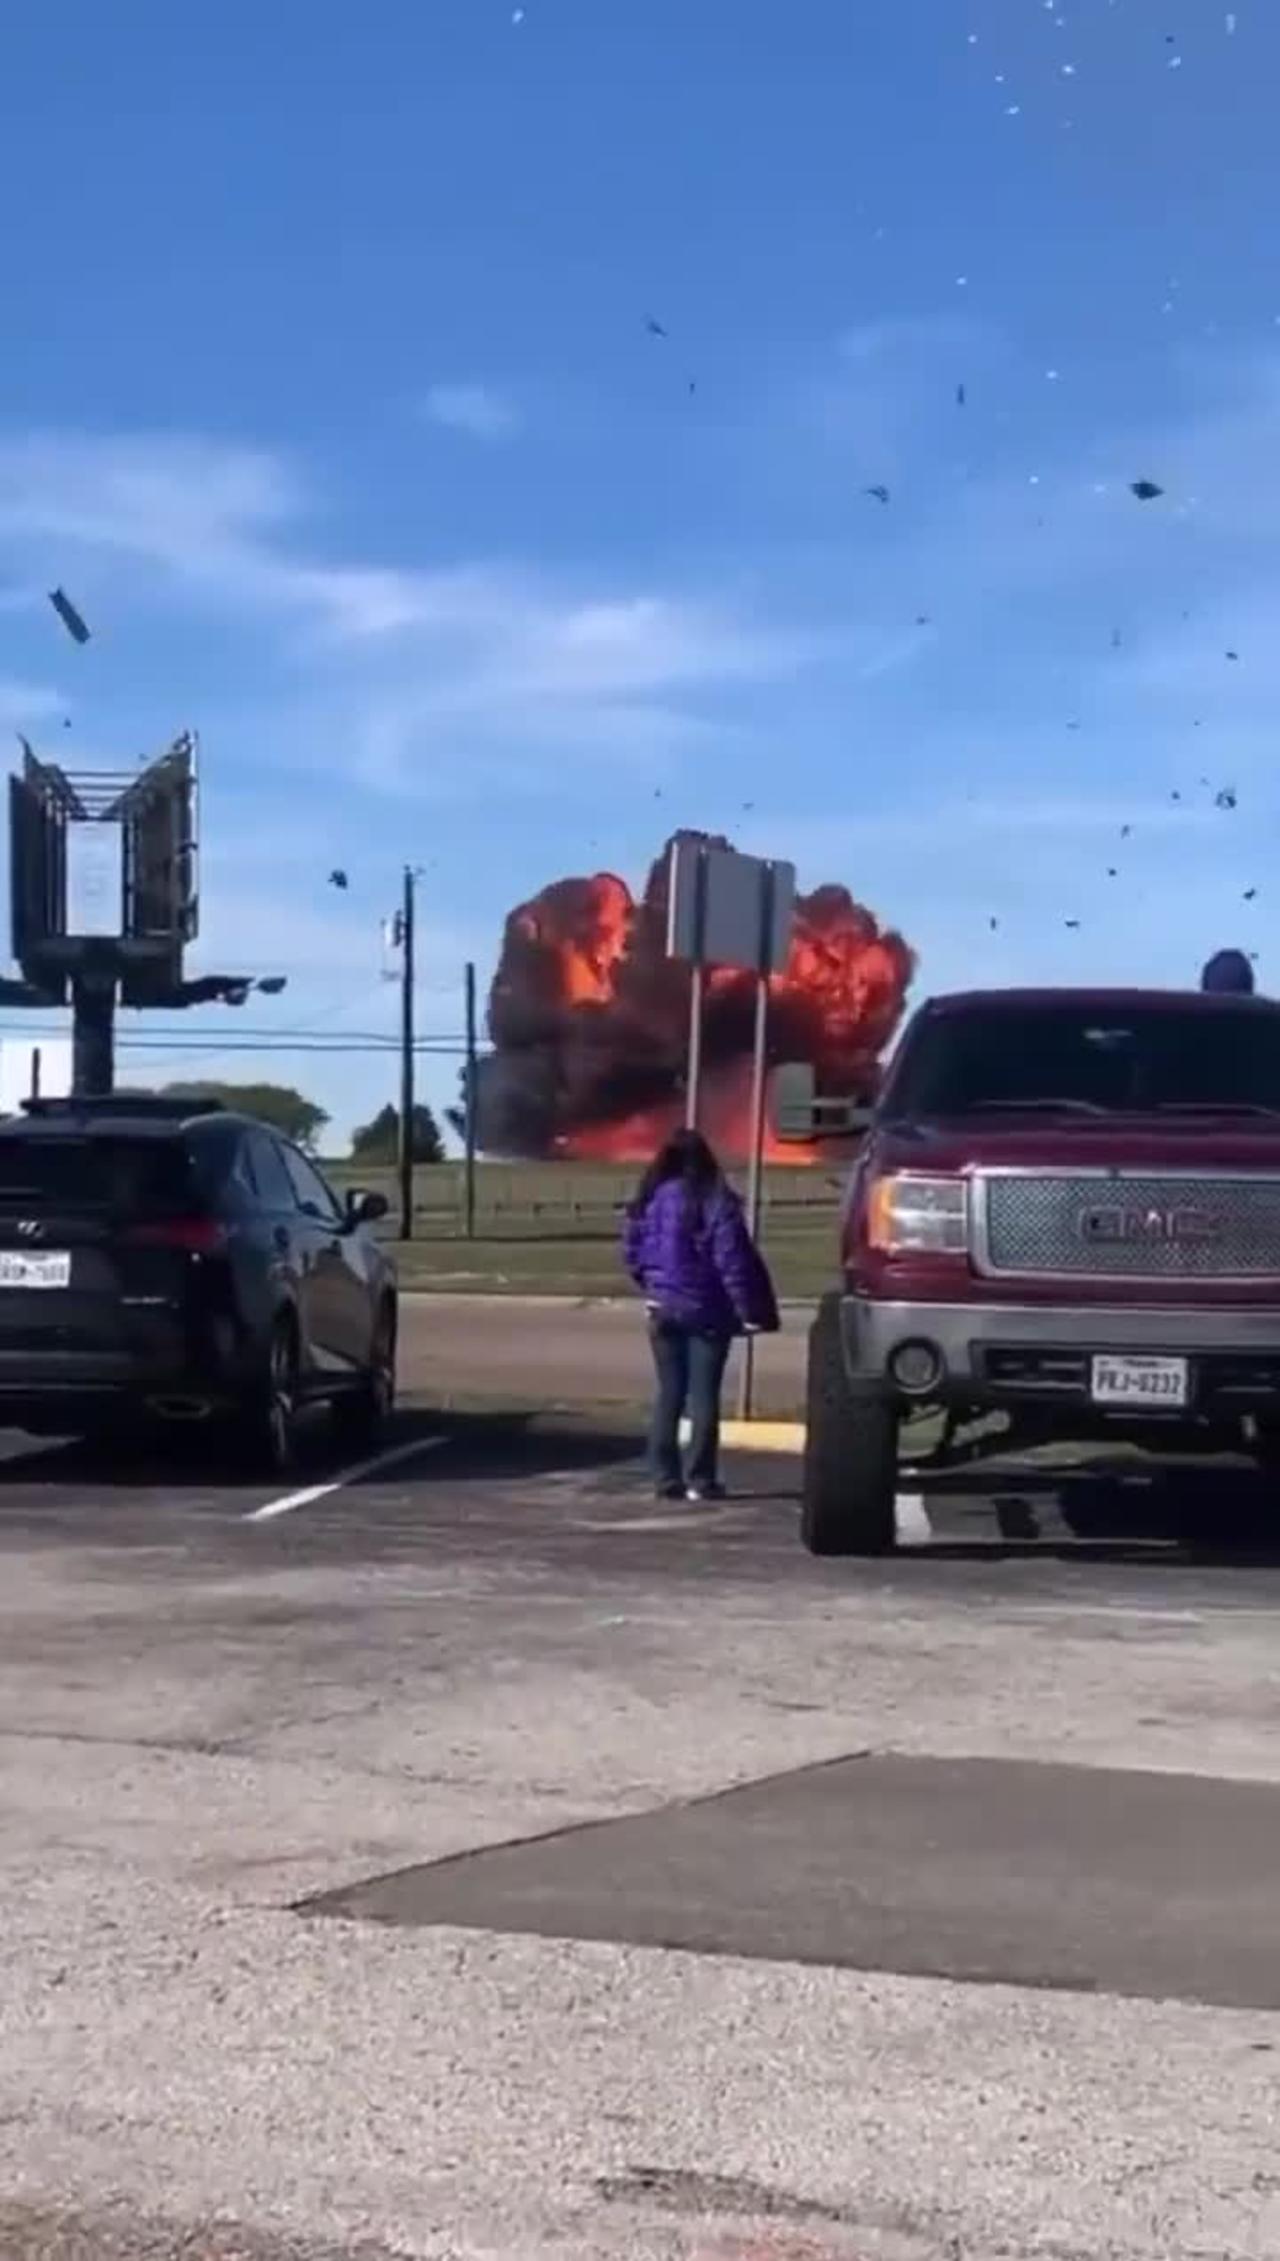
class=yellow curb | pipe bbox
[680,1417,805,1454]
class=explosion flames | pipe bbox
[473,833,915,1162]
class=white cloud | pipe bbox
[421,383,521,441]
[0,675,65,728]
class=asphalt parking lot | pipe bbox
[7,1408,1280,2261]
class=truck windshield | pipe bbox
[888,1004,1280,1120]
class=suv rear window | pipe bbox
[889,1003,1280,1118]
[0,1135,196,1214]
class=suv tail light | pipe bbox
[866,1172,969,1255]
[125,1216,228,1255]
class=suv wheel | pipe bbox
[237,1317,301,1477]
[333,1303,396,1455]
[801,1294,898,1556]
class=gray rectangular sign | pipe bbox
[65,819,124,938]
[667,839,795,974]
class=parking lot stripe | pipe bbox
[245,1433,446,1523]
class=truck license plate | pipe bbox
[1091,1353,1189,1409]
[0,1251,71,1289]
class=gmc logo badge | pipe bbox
[1079,1204,1224,1246]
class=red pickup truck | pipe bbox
[801,986,1280,1554]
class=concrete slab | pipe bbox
[311,1749,1280,2013]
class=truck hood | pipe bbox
[871,1113,1280,1176]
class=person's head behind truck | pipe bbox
[1200,948,1255,995]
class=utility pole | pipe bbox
[463,959,478,1241]
[397,864,416,1241]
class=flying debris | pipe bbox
[1111,627,1123,649]
[1226,649,1240,661]
[1130,479,1164,502]
[1215,787,1238,810]
[1121,824,1133,839]
[1107,868,1118,879]
[48,587,90,644]
[956,382,967,407]
[1066,720,1081,731]
[989,917,999,932]
[864,484,891,505]
[644,315,669,339]
[328,869,350,890]
[1244,888,1259,902]
[1171,790,1183,803]
[1065,920,1081,931]
[915,614,931,627]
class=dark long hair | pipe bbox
[630,1127,723,1213]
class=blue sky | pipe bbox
[0,0,1274,1143]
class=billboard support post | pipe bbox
[737,861,778,1421]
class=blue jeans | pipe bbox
[647,1318,731,1490]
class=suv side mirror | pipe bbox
[771,1062,873,1141]
[346,1187,389,1227]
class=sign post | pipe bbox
[666,837,796,1416]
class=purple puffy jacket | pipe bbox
[622,1179,780,1336]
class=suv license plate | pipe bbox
[1091,1353,1189,1409]
[0,1251,71,1289]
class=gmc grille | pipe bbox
[979,1173,1280,1280]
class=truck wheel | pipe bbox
[801,1293,898,1556]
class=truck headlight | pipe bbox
[867,1173,969,1255]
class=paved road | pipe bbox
[397,1290,809,1412]
[6,1411,1280,2261]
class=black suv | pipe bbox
[0,1094,397,1468]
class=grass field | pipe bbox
[323,1158,844,1300]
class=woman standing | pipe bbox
[622,1129,779,1501]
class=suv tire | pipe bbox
[801,1293,898,1556]
[333,1301,396,1455]
[235,1315,301,1478]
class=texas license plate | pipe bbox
[1091,1353,1189,1409]
[0,1251,71,1289]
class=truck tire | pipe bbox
[801,1293,898,1556]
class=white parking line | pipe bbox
[894,1491,934,1547]
[246,1433,447,1523]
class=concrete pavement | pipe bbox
[5,1418,1280,2259]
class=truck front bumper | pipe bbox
[841,1296,1280,1417]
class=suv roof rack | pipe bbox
[19,1094,226,1121]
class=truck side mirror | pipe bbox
[771,1062,873,1141]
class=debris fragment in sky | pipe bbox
[1121,824,1133,839]
[328,869,349,890]
[512,6,525,20]
[1226,11,1237,30]
[864,484,890,505]
[1065,920,1081,930]
[1171,790,1183,803]
[645,315,668,339]
[1107,868,1118,879]
[956,381,967,406]
[1215,787,1238,810]
[915,614,931,627]
[48,587,90,644]
[989,917,999,931]
[1167,50,1183,67]
[1130,479,1164,501]
[1111,627,1123,648]
[1226,649,1240,661]
[1244,887,1258,902]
